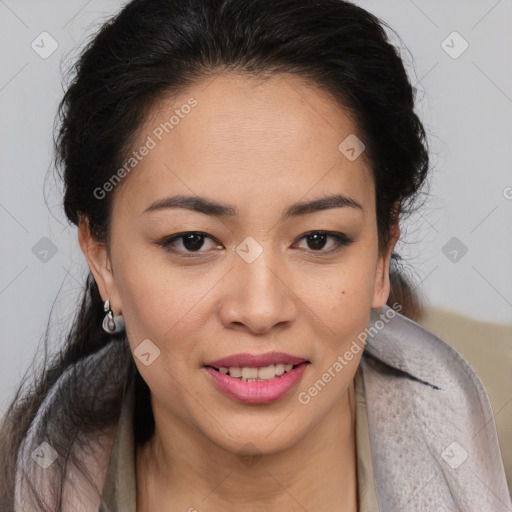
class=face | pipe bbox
[80,72,396,455]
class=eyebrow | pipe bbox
[140,193,363,219]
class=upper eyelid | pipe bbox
[162,230,347,242]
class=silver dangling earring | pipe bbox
[102,298,125,334]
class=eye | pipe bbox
[294,231,353,254]
[158,230,353,258]
[158,232,222,256]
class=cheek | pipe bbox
[113,244,204,335]
[114,261,205,405]
[303,246,377,362]
[112,248,223,386]
[312,248,377,317]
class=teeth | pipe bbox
[257,365,277,380]
[241,367,258,380]
[229,367,242,377]
[217,363,300,381]
[274,363,285,376]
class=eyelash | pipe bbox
[157,231,353,257]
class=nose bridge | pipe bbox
[239,246,280,294]
[237,236,284,298]
[222,236,296,332]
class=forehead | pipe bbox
[112,72,374,217]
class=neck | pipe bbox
[136,380,358,512]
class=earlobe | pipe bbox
[77,216,121,311]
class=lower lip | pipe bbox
[204,363,309,404]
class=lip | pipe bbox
[204,362,310,404]
[204,351,308,369]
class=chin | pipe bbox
[204,417,309,458]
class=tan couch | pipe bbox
[418,307,512,495]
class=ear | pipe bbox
[78,215,122,314]
[371,220,400,309]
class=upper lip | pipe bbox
[204,351,309,369]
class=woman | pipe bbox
[1,0,509,510]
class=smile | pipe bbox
[204,362,310,404]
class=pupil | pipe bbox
[308,233,327,250]
[183,233,204,251]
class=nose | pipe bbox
[218,250,298,335]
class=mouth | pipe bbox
[204,362,309,382]
[203,351,310,383]
[203,359,311,404]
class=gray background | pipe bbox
[1,0,511,412]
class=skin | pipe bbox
[79,72,398,511]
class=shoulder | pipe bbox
[359,305,511,511]
[13,340,133,511]
[363,304,486,394]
